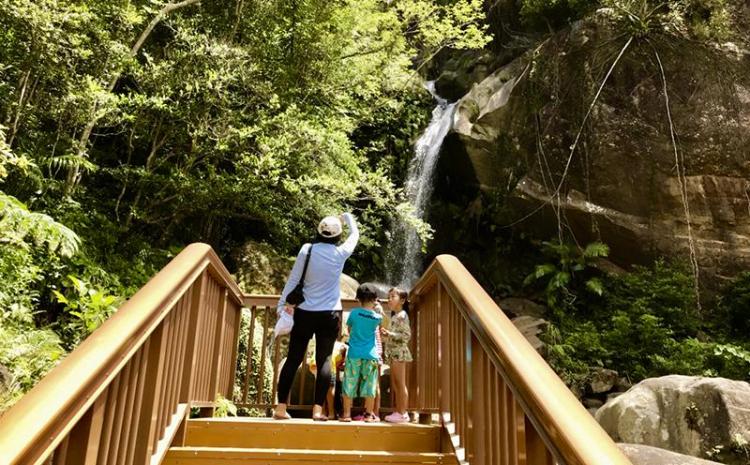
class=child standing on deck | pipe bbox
[383,287,413,423]
[340,284,382,422]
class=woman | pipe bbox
[273,212,359,421]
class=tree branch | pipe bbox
[67,0,201,192]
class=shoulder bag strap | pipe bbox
[298,244,313,287]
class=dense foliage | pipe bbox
[517,0,734,39]
[537,252,750,390]
[0,0,489,410]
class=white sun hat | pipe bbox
[318,215,343,238]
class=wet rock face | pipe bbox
[439,14,750,282]
[596,375,750,464]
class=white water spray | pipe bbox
[386,82,456,288]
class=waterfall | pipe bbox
[386,82,456,288]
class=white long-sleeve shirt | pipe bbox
[277,213,359,312]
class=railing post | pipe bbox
[439,283,451,419]
[471,335,485,465]
[133,327,166,464]
[180,272,207,404]
[525,416,555,465]
[208,289,229,405]
[227,302,242,399]
[55,395,106,464]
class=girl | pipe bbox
[382,288,412,423]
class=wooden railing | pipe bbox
[0,245,633,465]
[409,255,633,465]
[0,243,243,465]
[236,295,358,412]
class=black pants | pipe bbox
[277,309,340,406]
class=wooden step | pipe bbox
[183,418,441,452]
[163,447,457,464]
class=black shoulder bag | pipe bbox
[285,244,313,307]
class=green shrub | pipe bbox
[542,252,750,385]
[717,272,750,340]
[605,260,700,338]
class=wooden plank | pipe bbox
[97,374,121,464]
[51,437,69,465]
[149,403,189,465]
[516,400,528,465]
[156,312,176,444]
[241,306,257,404]
[439,283,450,416]
[471,336,485,465]
[169,297,190,430]
[183,419,442,452]
[507,385,518,465]
[256,308,270,405]
[525,415,554,465]
[106,361,131,465]
[163,447,455,465]
[180,273,207,404]
[485,357,495,465]
[166,298,187,421]
[51,392,106,465]
[200,280,219,400]
[125,342,150,465]
[499,377,508,465]
[116,350,142,465]
[133,324,167,465]
[221,302,239,397]
[208,289,228,402]
[270,336,281,406]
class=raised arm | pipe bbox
[338,212,359,257]
[277,244,310,313]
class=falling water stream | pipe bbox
[386,82,457,288]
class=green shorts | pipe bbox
[342,358,379,398]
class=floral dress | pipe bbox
[384,310,412,363]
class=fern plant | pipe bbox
[524,241,610,314]
[0,193,80,258]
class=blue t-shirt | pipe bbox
[346,307,382,360]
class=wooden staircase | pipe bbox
[163,418,457,464]
[0,244,634,465]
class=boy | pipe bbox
[340,283,382,422]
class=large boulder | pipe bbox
[618,443,726,465]
[589,368,619,394]
[233,241,292,294]
[596,375,750,464]
[233,240,360,298]
[499,297,548,319]
[435,12,750,284]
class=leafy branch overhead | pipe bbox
[0,0,490,410]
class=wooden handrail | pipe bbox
[0,243,243,465]
[409,255,633,465]
[242,294,359,310]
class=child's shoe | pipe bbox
[385,412,408,423]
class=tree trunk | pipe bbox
[8,69,31,148]
[66,0,201,193]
